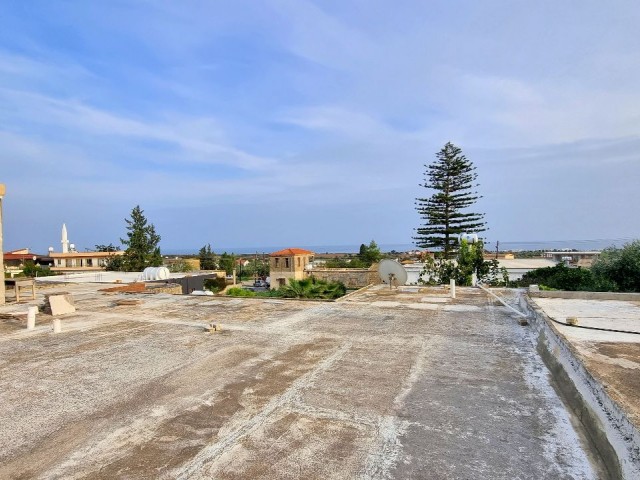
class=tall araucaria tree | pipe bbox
[120,205,162,271]
[414,142,487,258]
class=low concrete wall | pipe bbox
[520,295,640,479]
[530,290,640,301]
[309,268,380,288]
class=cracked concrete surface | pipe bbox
[0,284,605,479]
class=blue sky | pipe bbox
[1,1,639,253]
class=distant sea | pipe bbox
[163,238,634,256]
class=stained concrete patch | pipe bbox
[370,301,401,308]
[443,304,481,312]
[420,297,450,303]
[407,303,440,310]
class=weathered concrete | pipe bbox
[530,289,640,302]
[310,267,379,288]
[520,294,640,479]
[46,293,76,316]
[0,284,608,478]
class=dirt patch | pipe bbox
[0,314,26,333]
[583,342,640,426]
[100,282,147,293]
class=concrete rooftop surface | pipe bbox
[531,297,640,429]
[0,284,617,479]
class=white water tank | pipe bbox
[142,266,170,281]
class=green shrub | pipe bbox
[204,277,227,293]
[226,287,256,297]
[591,240,640,292]
[279,278,346,299]
[22,261,57,277]
[518,264,595,291]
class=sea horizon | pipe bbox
[162,238,635,256]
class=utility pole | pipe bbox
[495,240,499,260]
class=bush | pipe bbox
[280,278,346,299]
[518,264,595,291]
[591,240,640,292]
[22,261,57,277]
[204,277,227,293]
[226,287,256,297]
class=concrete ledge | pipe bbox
[530,290,640,301]
[520,295,640,479]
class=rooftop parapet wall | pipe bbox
[530,290,640,302]
[309,267,380,288]
[519,294,640,479]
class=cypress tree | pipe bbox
[414,142,486,258]
[120,205,162,271]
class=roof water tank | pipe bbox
[142,266,170,281]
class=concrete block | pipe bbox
[27,306,37,330]
[566,316,579,326]
[206,323,222,333]
[48,294,76,316]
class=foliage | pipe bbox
[358,240,382,266]
[238,256,269,279]
[590,240,640,292]
[118,205,162,271]
[95,243,120,252]
[226,287,256,297]
[418,239,508,286]
[22,261,57,277]
[414,142,486,258]
[204,277,227,293]
[167,259,193,273]
[325,256,366,268]
[518,264,595,291]
[104,254,125,271]
[199,244,217,270]
[226,287,284,298]
[218,252,236,275]
[279,277,346,299]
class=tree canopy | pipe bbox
[358,240,382,266]
[199,244,217,270]
[414,142,486,258]
[118,205,162,271]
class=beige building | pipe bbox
[50,251,125,273]
[269,248,314,289]
[49,223,125,273]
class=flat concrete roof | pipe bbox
[0,285,607,478]
[531,296,640,428]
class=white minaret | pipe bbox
[61,223,70,253]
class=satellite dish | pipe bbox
[378,259,408,289]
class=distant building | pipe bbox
[269,248,314,289]
[543,251,600,267]
[49,224,124,273]
[2,248,53,277]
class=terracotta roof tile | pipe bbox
[269,248,314,257]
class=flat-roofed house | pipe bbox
[269,248,314,289]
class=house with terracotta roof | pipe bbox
[269,248,314,289]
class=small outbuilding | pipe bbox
[269,248,314,289]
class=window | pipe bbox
[275,258,280,268]
[297,257,301,267]
[285,258,290,268]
